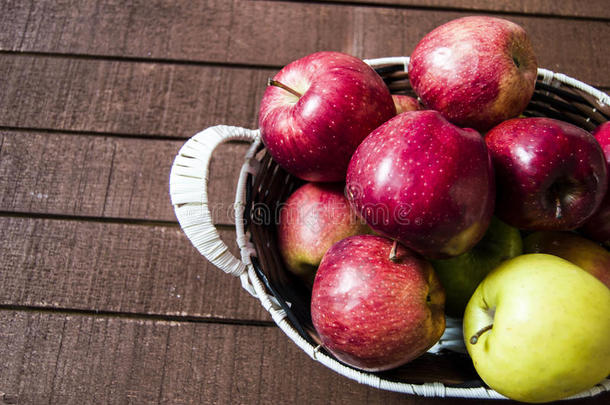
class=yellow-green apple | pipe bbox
[408,16,537,132]
[432,217,522,317]
[581,121,610,245]
[258,51,395,182]
[464,254,610,403]
[311,235,445,371]
[392,94,421,114]
[346,110,495,259]
[277,182,370,286]
[524,231,610,288]
[486,117,607,230]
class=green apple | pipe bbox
[432,217,522,317]
[524,231,610,288]
[464,254,610,403]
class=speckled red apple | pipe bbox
[486,117,607,230]
[258,51,396,182]
[581,121,610,245]
[346,110,495,259]
[392,94,421,114]
[277,182,370,286]
[408,16,538,132]
[311,235,445,371]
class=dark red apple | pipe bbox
[392,94,421,114]
[311,235,445,371]
[486,117,607,230]
[258,51,395,182]
[277,182,370,286]
[408,16,538,132]
[581,122,610,245]
[346,110,495,259]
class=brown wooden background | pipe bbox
[0,1,608,404]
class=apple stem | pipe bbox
[555,197,563,220]
[267,78,303,98]
[389,240,399,262]
[512,56,521,69]
[470,324,493,345]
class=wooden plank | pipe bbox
[317,0,610,19]
[0,54,607,144]
[0,1,609,87]
[0,130,248,224]
[0,310,607,404]
[0,54,269,137]
[0,216,267,321]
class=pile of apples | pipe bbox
[257,16,610,403]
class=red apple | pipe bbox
[408,16,538,132]
[311,235,445,371]
[258,51,395,182]
[523,231,610,289]
[346,110,495,259]
[277,182,370,285]
[581,121,610,245]
[392,94,421,114]
[486,117,607,230]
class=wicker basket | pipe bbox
[169,56,610,400]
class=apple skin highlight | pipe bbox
[463,254,610,403]
[311,235,445,372]
[259,51,395,182]
[408,16,538,132]
[277,182,370,285]
[346,110,495,259]
[486,117,607,231]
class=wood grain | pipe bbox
[0,54,269,137]
[0,311,394,404]
[0,310,607,405]
[0,216,267,321]
[0,51,607,145]
[315,0,610,19]
[0,130,248,224]
[0,1,608,87]
[1,2,609,403]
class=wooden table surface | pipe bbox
[1,1,609,404]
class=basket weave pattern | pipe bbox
[170,57,610,399]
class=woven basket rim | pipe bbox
[169,56,610,400]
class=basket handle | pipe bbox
[169,125,260,277]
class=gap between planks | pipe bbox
[0,125,256,144]
[0,211,240,231]
[0,49,285,71]
[0,304,275,327]
[2,2,610,89]
[0,210,181,228]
